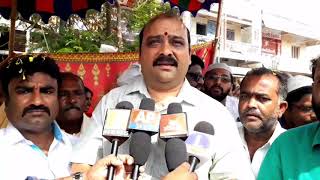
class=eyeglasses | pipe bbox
[292,104,314,114]
[206,75,231,83]
[187,72,203,82]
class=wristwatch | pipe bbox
[72,172,83,180]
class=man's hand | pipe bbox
[162,162,198,180]
[85,154,134,180]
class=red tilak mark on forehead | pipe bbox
[164,32,168,36]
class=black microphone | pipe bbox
[160,103,188,139]
[128,98,156,180]
[103,101,133,180]
[186,121,215,172]
[165,138,187,172]
[130,131,152,180]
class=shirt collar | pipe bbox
[4,121,65,145]
[238,121,286,147]
[312,122,320,148]
[123,76,198,106]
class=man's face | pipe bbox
[286,94,316,127]
[57,78,86,123]
[84,91,92,112]
[5,72,59,133]
[204,68,232,102]
[239,75,286,133]
[139,18,191,89]
[312,63,320,120]
[186,64,204,90]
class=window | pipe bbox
[291,46,300,59]
[196,23,207,35]
[227,29,235,41]
[207,20,216,36]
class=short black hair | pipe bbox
[241,67,288,101]
[311,56,320,80]
[60,72,85,91]
[84,86,93,96]
[190,55,204,69]
[286,86,312,109]
[139,11,191,54]
[0,54,61,97]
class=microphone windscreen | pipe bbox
[165,138,187,172]
[194,121,215,135]
[167,103,182,114]
[115,101,134,109]
[139,98,155,111]
[129,131,151,165]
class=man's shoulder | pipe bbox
[273,122,319,147]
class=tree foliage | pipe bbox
[28,0,171,53]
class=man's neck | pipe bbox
[147,82,184,103]
[244,126,276,161]
[21,129,54,156]
[57,118,83,135]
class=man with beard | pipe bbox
[70,11,254,180]
[56,72,92,145]
[258,57,320,179]
[280,75,316,129]
[186,55,204,91]
[204,63,239,119]
[0,55,73,179]
[237,67,288,177]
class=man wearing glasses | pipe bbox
[204,63,239,120]
[186,55,205,91]
[280,75,316,129]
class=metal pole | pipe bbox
[212,0,224,64]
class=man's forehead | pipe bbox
[144,18,187,36]
[10,73,57,87]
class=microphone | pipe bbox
[130,131,152,180]
[128,98,156,180]
[160,103,188,139]
[185,121,215,172]
[102,101,133,180]
[128,98,161,133]
[165,138,187,172]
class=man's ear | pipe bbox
[278,101,288,118]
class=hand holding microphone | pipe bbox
[86,154,134,180]
[162,162,198,180]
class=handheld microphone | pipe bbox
[160,103,188,139]
[102,101,133,180]
[185,121,214,172]
[165,138,187,172]
[130,131,152,180]
[128,98,161,133]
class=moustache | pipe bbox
[211,85,223,92]
[64,105,81,112]
[242,108,261,118]
[153,55,178,67]
[22,105,51,117]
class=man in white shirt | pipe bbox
[56,72,93,145]
[0,55,72,179]
[71,11,254,180]
[204,63,239,120]
[237,67,288,177]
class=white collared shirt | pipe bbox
[0,122,72,179]
[237,122,286,177]
[72,76,255,180]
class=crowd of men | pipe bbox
[0,11,320,180]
